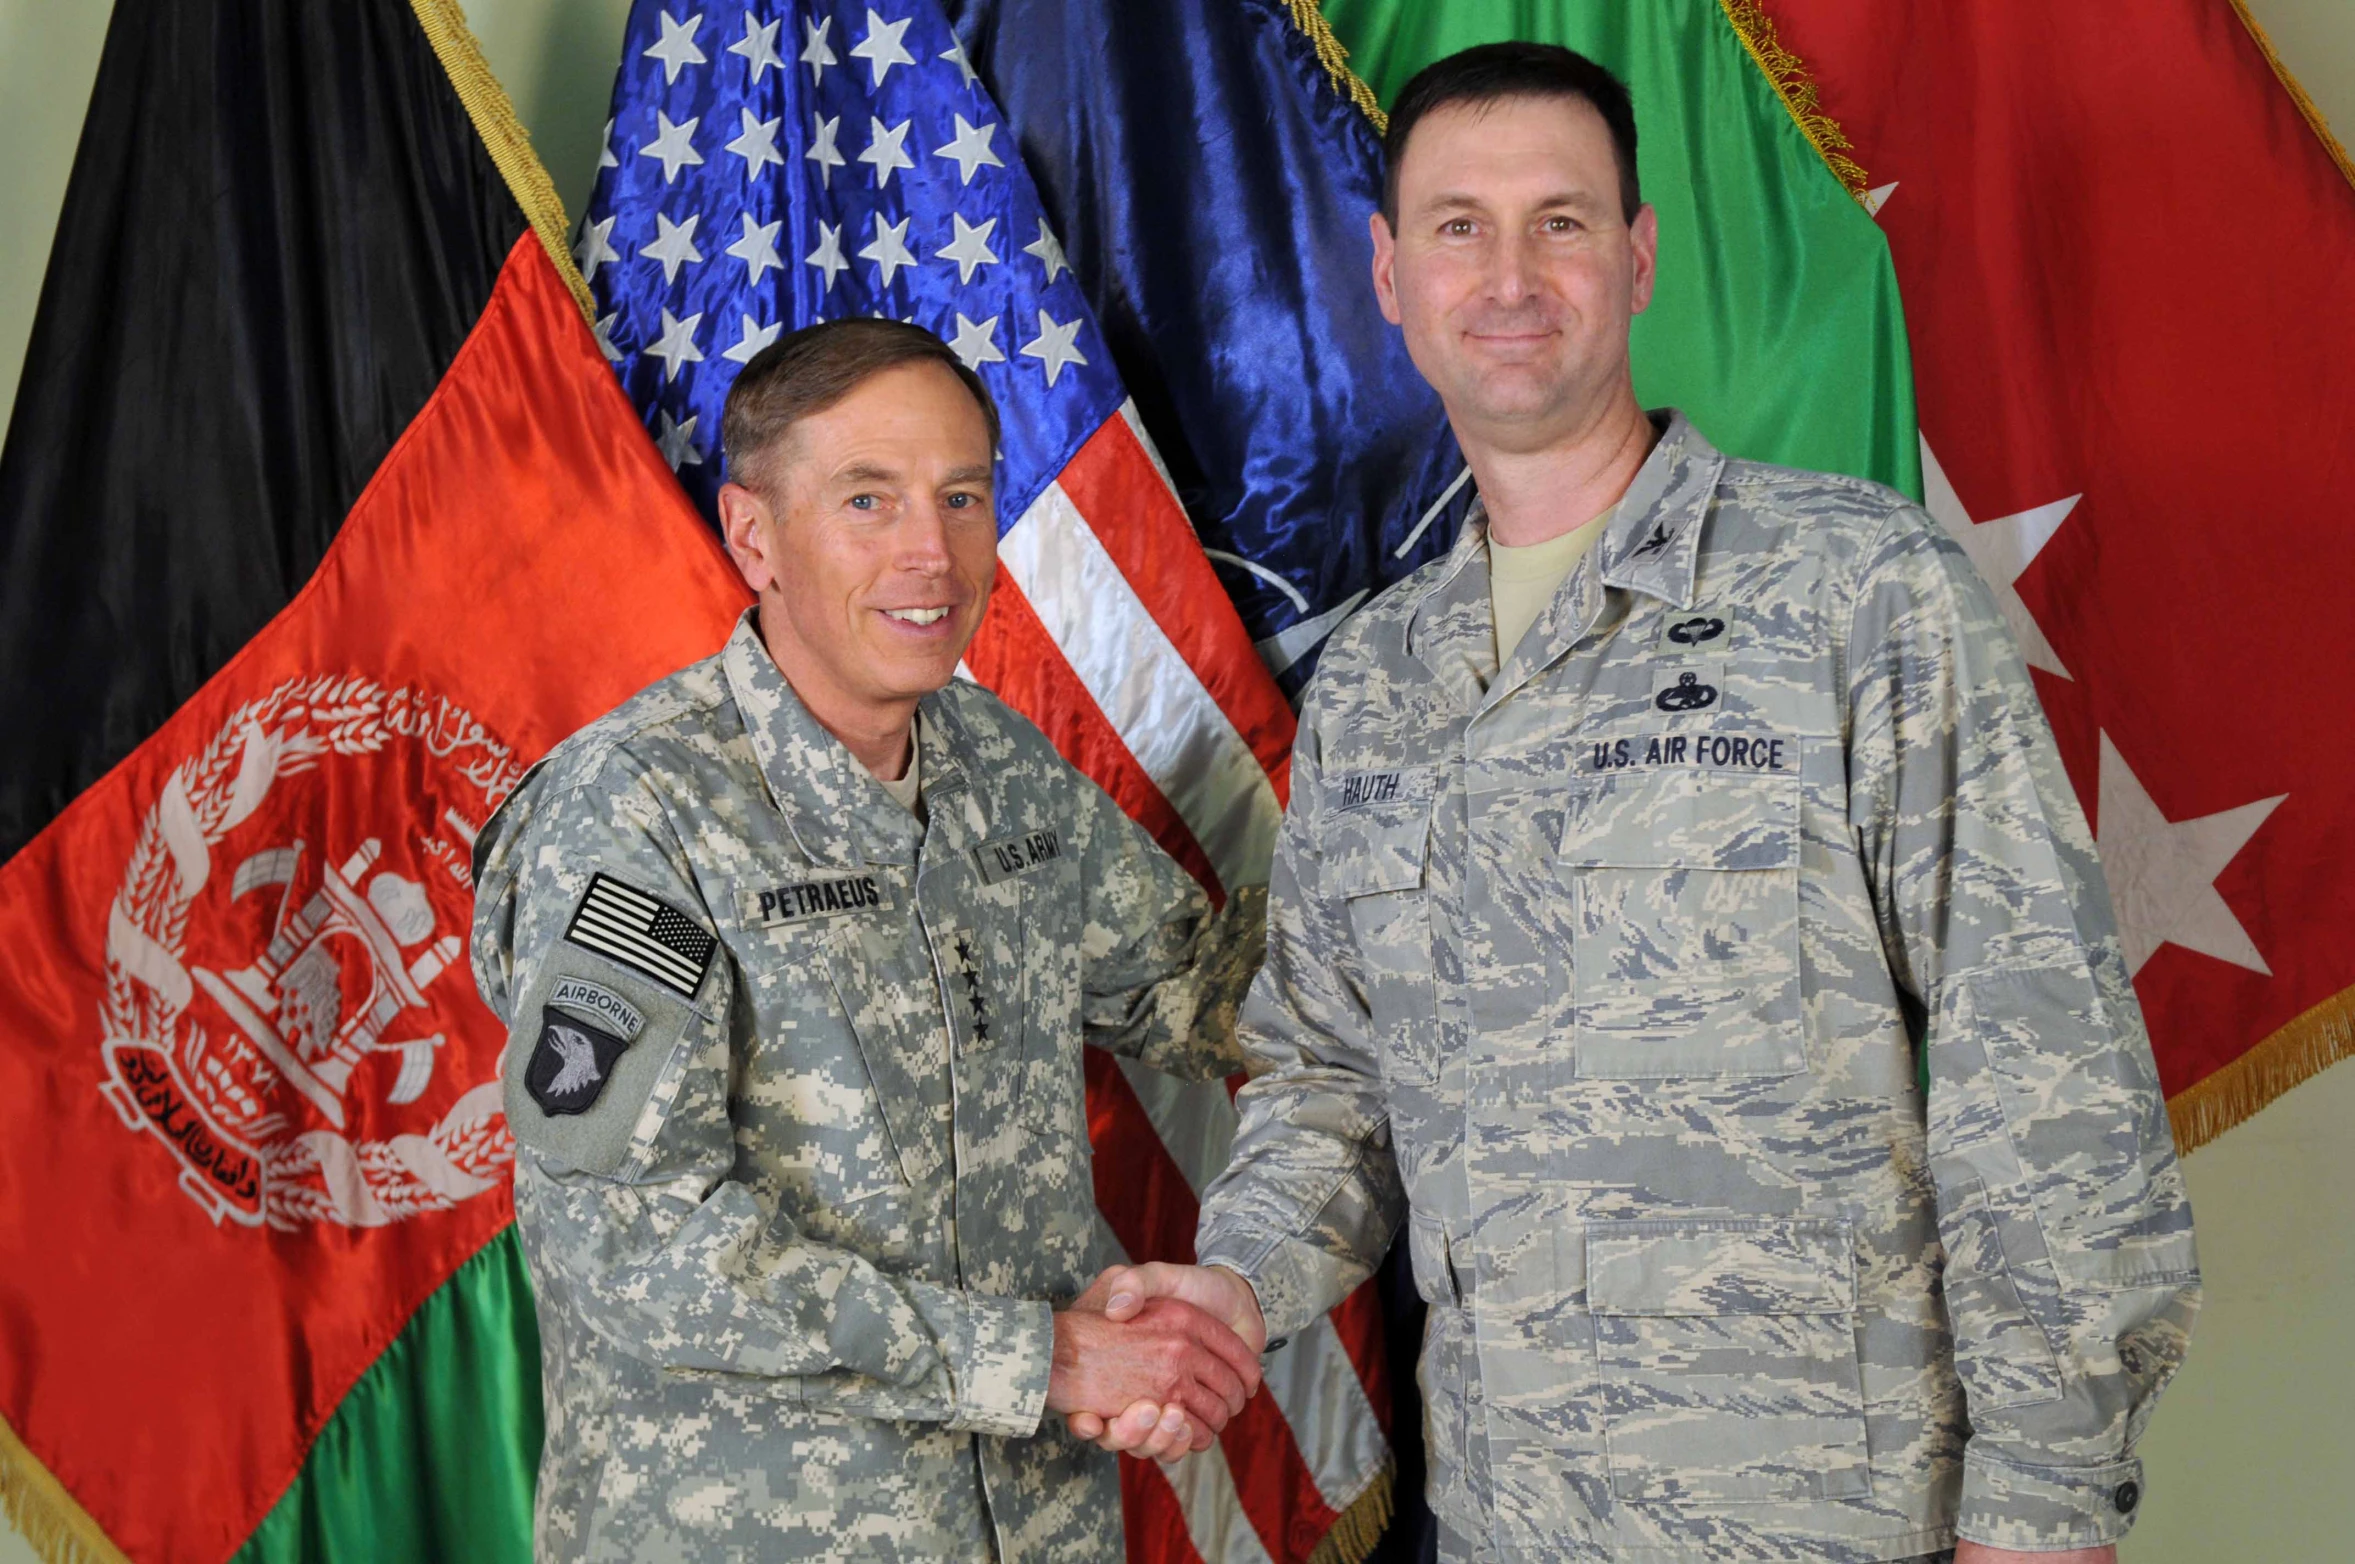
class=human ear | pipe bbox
[1628,203,1660,317]
[1369,210,1402,326]
[717,480,780,595]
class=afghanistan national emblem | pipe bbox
[98,674,525,1229]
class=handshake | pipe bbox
[1044,1262,1271,1463]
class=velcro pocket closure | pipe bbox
[1587,1218,1852,1316]
[1326,803,1431,898]
[1560,765,1798,870]
[1560,769,1805,1078]
[1586,1217,1870,1503]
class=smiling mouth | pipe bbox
[883,606,954,625]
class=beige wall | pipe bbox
[2,3,2349,1561]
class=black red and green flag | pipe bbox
[0,1,743,1558]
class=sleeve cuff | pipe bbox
[944,1293,1054,1438]
[1956,1444,2145,1551]
[1197,1236,1340,1348]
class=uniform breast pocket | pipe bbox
[1333,805,1444,1085]
[1559,768,1803,1078]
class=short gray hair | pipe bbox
[720,318,1001,492]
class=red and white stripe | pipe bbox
[964,403,1391,1563]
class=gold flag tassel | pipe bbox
[1304,1461,1396,1564]
[1283,1,1389,133]
[0,1416,130,1564]
[2169,982,2355,1154]
[407,0,596,318]
[1716,0,1870,204]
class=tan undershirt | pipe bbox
[1489,505,1616,661]
[872,712,924,816]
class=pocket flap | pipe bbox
[1326,806,1431,898]
[1561,767,1798,871]
[1587,1219,1852,1316]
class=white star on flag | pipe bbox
[726,213,783,285]
[592,311,624,363]
[1023,218,1069,283]
[723,313,784,364]
[597,118,619,169]
[859,117,914,189]
[726,108,783,176]
[1020,309,1086,386]
[801,15,836,83]
[644,10,707,85]
[642,211,703,284]
[937,214,999,284]
[639,112,704,184]
[947,312,1004,370]
[849,8,916,87]
[727,12,784,80]
[806,220,849,292]
[940,41,979,91]
[655,408,704,470]
[2096,732,2285,976]
[1920,435,2079,679]
[805,112,846,188]
[934,115,1003,185]
[573,214,618,285]
[859,213,918,287]
[649,307,705,382]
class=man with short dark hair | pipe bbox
[471,319,1268,1561]
[1082,43,2198,1564]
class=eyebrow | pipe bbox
[1421,188,1606,215]
[833,462,902,486]
[942,464,994,486]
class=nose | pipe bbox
[1490,230,1536,303]
[895,498,954,574]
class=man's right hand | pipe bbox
[1047,1296,1262,1461]
[1064,1264,1270,1453]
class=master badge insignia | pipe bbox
[525,1011,632,1116]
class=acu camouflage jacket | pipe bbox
[1196,414,2199,1563]
[471,612,1262,1563]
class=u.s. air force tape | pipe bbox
[738,871,894,928]
[563,873,718,998]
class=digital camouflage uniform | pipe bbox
[471,611,1265,1562]
[1195,414,2199,1562]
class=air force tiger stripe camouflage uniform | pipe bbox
[470,611,1264,1562]
[1195,414,2199,1561]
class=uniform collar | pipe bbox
[720,609,956,869]
[1594,410,1721,609]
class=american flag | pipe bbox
[578,3,1392,1558]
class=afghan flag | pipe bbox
[0,1,744,1559]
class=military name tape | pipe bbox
[740,873,893,928]
[1332,768,1439,812]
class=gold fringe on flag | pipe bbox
[2225,0,2355,196]
[2168,981,2355,1154]
[1305,1461,1395,1564]
[0,1415,129,1564]
[1715,0,1870,204]
[406,0,597,319]
[1283,1,1390,134]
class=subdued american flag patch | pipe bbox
[563,873,716,999]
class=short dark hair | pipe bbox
[1380,42,1641,227]
[720,318,1000,492]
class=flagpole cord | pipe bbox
[0,1415,129,1564]
[1715,0,1871,205]
[2224,0,2355,196]
[1282,2,1390,133]
[406,0,598,320]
